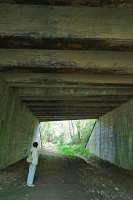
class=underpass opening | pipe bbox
[39,119,96,159]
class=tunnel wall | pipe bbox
[0,79,39,169]
[87,98,133,170]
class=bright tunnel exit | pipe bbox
[39,119,96,158]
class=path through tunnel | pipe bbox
[0,140,133,200]
[0,118,133,200]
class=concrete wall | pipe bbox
[87,98,133,170]
[0,79,39,169]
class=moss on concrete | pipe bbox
[0,79,38,169]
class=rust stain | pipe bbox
[66,43,81,49]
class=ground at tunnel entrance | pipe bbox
[0,150,133,200]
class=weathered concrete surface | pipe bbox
[0,78,38,169]
[0,5,133,51]
[87,98,133,170]
[0,0,133,7]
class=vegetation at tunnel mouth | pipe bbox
[40,119,95,158]
[57,143,91,157]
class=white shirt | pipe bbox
[31,147,39,165]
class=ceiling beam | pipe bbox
[0,0,132,7]
[38,116,98,122]
[0,50,133,75]
[11,83,133,88]
[26,102,120,107]
[29,107,117,112]
[0,5,133,50]
[2,73,133,85]
[29,109,113,116]
[18,87,133,98]
[30,107,112,112]
[33,112,104,116]
[21,95,131,102]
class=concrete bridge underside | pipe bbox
[0,0,133,170]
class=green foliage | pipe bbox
[54,134,64,144]
[40,122,55,143]
[40,119,96,145]
[57,144,90,157]
[72,119,96,144]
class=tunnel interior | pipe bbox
[0,0,133,171]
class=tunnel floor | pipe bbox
[0,150,133,200]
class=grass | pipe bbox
[57,144,90,157]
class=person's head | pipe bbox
[33,142,38,148]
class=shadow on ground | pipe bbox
[0,150,133,200]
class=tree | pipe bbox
[40,119,96,145]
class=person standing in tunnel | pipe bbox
[27,142,39,187]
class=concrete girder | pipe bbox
[0,5,133,50]
[0,0,132,7]
[0,50,133,75]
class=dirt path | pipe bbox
[0,150,133,200]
